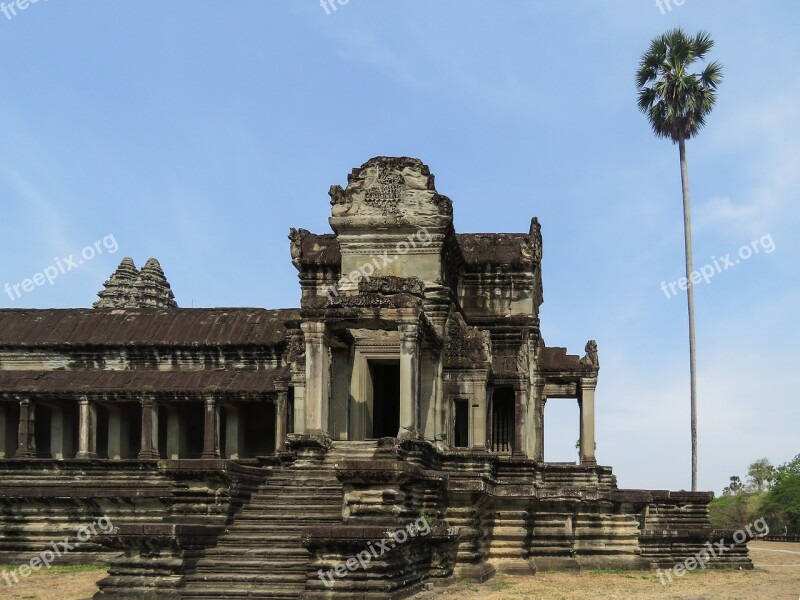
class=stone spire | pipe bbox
[93,257,140,308]
[133,258,178,308]
[93,257,178,309]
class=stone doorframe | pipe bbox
[348,347,400,441]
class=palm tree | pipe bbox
[636,29,722,492]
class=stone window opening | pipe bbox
[543,398,580,463]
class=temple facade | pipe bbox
[0,157,751,599]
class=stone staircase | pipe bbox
[183,441,378,599]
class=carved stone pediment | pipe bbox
[329,157,453,232]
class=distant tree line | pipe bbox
[710,454,800,535]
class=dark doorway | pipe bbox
[492,388,515,453]
[241,403,276,457]
[370,361,400,438]
[34,404,52,458]
[453,399,469,448]
[181,403,205,459]
[96,405,109,459]
[3,402,19,457]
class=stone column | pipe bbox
[532,381,545,462]
[275,391,288,452]
[51,406,66,460]
[579,377,597,466]
[225,405,243,459]
[107,406,130,460]
[76,397,98,459]
[291,379,306,436]
[166,405,187,460]
[301,321,330,435]
[201,396,220,459]
[398,320,420,439]
[138,397,159,460]
[16,397,35,458]
[513,386,528,457]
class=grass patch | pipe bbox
[489,579,513,591]
[588,569,627,575]
[0,564,107,574]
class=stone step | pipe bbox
[238,505,341,515]
[187,571,307,582]
[230,514,341,525]
[183,460,344,598]
[197,548,308,576]
[182,583,304,600]
[245,492,342,502]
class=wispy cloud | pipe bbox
[333,29,424,88]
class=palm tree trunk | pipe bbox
[679,134,698,492]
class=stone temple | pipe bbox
[0,157,750,598]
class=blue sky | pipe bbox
[1,1,797,493]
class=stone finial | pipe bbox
[580,340,599,369]
[134,258,178,308]
[288,227,306,268]
[93,257,140,308]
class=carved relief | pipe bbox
[364,169,403,214]
[358,276,425,297]
[285,334,306,365]
[443,312,492,365]
[516,335,530,375]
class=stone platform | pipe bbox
[0,438,751,599]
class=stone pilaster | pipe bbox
[16,397,35,458]
[275,391,288,452]
[472,381,488,450]
[201,396,220,459]
[138,396,159,460]
[0,404,6,458]
[76,397,98,459]
[532,381,545,462]
[579,377,597,466]
[513,386,528,457]
[398,320,420,439]
[301,321,330,435]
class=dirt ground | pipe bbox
[441,541,800,600]
[0,564,107,600]
[1,541,798,599]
